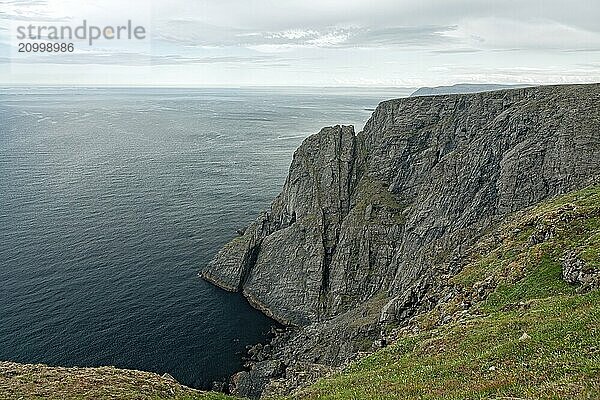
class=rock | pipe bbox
[364,203,373,220]
[160,373,175,381]
[562,251,600,290]
[262,362,335,398]
[519,332,531,341]
[205,84,600,327]
[203,125,357,325]
[211,380,227,392]
[202,83,600,395]
[229,360,284,399]
[562,251,586,284]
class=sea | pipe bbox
[0,86,413,388]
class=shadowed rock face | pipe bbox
[202,84,600,332]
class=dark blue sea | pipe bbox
[0,86,412,388]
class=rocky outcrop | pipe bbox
[229,360,284,398]
[562,251,600,290]
[261,362,335,398]
[203,125,358,325]
[202,83,600,397]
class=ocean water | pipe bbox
[0,86,412,388]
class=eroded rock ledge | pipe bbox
[201,83,600,397]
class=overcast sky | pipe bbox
[0,0,599,86]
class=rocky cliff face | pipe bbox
[202,125,358,325]
[201,83,600,395]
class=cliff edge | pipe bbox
[201,83,600,397]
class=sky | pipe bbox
[0,0,599,87]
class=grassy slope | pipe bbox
[2,185,598,399]
[288,184,600,400]
[0,362,234,400]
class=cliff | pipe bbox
[410,83,530,97]
[203,83,599,322]
[291,182,600,399]
[202,83,600,397]
[2,84,598,400]
[4,184,599,399]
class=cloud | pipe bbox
[148,0,600,36]
[448,17,600,52]
[3,49,291,66]
[426,64,600,85]
[345,25,457,48]
[5,1,600,55]
[578,62,600,70]
[431,48,482,54]
[0,0,69,23]
[155,20,457,50]
[2,0,600,86]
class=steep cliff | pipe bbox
[203,83,599,323]
[288,182,600,399]
[201,83,600,395]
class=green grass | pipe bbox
[285,184,600,400]
[579,232,600,269]
[457,184,600,313]
[351,176,407,225]
[4,185,599,400]
[292,291,599,400]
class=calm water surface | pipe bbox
[0,86,412,388]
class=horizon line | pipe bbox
[0,82,546,90]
